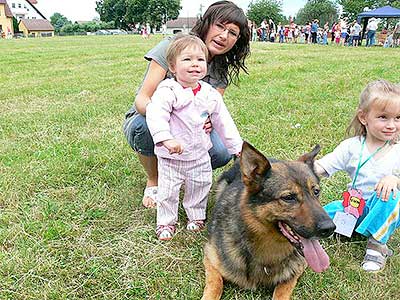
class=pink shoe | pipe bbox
[156,225,176,241]
[186,220,205,232]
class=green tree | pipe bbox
[296,0,338,25]
[96,0,181,30]
[95,0,124,28]
[246,0,284,25]
[13,17,19,33]
[339,0,400,21]
[138,0,180,28]
[50,12,72,33]
[60,23,74,35]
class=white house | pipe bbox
[165,17,198,35]
[6,0,45,21]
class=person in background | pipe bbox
[331,22,337,44]
[351,20,362,47]
[311,19,319,44]
[123,1,250,208]
[392,20,400,47]
[366,17,379,47]
[260,18,267,41]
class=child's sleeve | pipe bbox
[146,86,175,145]
[209,90,242,155]
[315,139,351,177]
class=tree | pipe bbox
[13,17,19,33]
[296,0,338,25]
[50,13,72,33]
[246,0,284,25]
[127,0,181,28]
[96,0,125,28]
[339,0,400,21]
[96,0,181,30]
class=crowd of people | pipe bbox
[251,17,400,47]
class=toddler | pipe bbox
[315,80,400,272]
[146,34,242,241]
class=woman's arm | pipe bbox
[204,87,226,133]
[216,88,225,96]
[134,60,167,115]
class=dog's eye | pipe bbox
[281,193,297,203]
[313,188,320,197]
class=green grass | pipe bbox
[1,35,400,299]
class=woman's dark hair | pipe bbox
[191,1,250,85]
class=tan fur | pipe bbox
[202,142,334,300]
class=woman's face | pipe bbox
[204,22,240,58]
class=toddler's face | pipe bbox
[170,45,207,89]
[359,101,400,143]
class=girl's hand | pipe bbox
[375,175,398,201]
[162,139,183,155]
[203,116,212,134]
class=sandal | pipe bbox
[186,220,205,232]
[156,225,176,241]
[361,239,393,272]
[142,186,157,208]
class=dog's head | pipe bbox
[239,141,335,272]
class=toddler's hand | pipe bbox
[163,139,183,155]
[375,175,398,201]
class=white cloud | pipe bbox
[35,0,99,22]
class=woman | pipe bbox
[123,1,250,208]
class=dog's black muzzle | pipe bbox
[316,218,336,238]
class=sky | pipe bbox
[35,0,307,22]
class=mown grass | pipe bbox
[0,35,400,300]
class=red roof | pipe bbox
[27,0,38,4]
[0,0,13,17]
[19,19,54,31]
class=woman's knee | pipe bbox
[123,114,155,156]
[208,131,232,169]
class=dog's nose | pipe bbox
[316,219,336,238]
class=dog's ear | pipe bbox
[240,141,271,191]
[298,144,321,167]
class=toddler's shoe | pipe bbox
[156,225,175,241]
[361,239,393,272]
[186,220,205,232]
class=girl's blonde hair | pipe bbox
[166,34,209,71]
[347,80,400,140]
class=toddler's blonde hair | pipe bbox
[166,34,209,71]
[347,80,400,142]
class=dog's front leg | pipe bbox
[201,255,224,300]
[272,274,300,300]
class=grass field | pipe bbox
[1,35,400,300]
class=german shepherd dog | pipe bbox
[202,141,335,300]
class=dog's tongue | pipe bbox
[300,237,330,273]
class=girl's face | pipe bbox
[359,101,400,145]
[170,45,207,89]
[205,22,240,58]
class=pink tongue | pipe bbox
[300,237,330,273]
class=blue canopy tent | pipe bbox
[357,6,400,45]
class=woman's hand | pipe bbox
[203,116,213,134]
[162,139,183,155]
[375,175,399,201]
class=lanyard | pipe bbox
[351,138,389,188]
